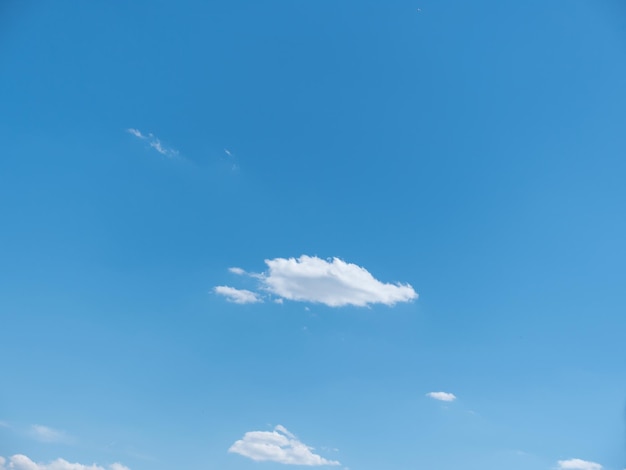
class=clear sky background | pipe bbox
[1,1,625,470]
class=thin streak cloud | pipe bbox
[30,424,71,443]
[127,128,179,158]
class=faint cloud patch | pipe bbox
[127,128,179,159]
[221,147,240,171]
[228,267,246,275]
[426,392,457,402]
[0,454,129,470]
[30,424,72,444]
[109,464,130,470]
[229,425,339,466]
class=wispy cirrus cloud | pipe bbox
[222,148,240,170]
[557,459,603,470]
[127,128,143,139]
[218,255,417,308]
[30,425,71,444]
[214,286,263,304]
[228,425,339,466]
[0,454,129,470]
[426,392,457,402]
[127,128,179,158]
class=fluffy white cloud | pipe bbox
[426,391,457,402]
[218,256,417,308]
[127,128,179,158]
[557,459,603,470]
[262,256,417,307]
[228,425,340,466]
[30,425,69,443]
[214,286,263,304]
[0,455,129,470]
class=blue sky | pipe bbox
[1,1,625,469]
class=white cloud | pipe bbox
[214,286,263,304]
[217,256,417,308]
[557,459,603,470]
[262,256,417,307]
[30,425,70,443]
[0,455,128,470]
[127,128,179,158]
[127,128,143,139]
[426,392,457,402]
[228,267,246,275]
[229,426,339,466]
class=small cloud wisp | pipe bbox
[127,128,179,158]
[214,286,263,304]
[426,392,457,402]
[30,425,70,443]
